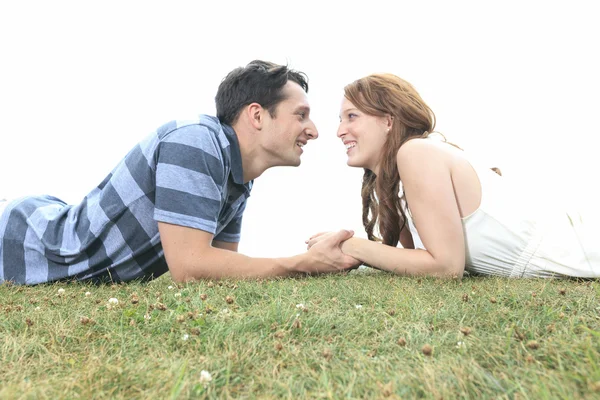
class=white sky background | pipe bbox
[1,1,598,258]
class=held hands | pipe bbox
[305,231,332,250]
[303,229,362,273]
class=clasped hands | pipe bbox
[304,230,362,273]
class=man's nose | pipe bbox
[307,121,319,140]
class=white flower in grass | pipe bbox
[85,292,91,297]
[57,288,65,295]
[355,304,363,309]
[168,285,174,290]
[182,334,189,341]
[144,313,151,320]
[35,306,41,311]
[199,370,212,385]
[174,292,182,298]
[296,303,305,310]
[220,308,230,314]
[108,298,119,305]
[456,341,465,348]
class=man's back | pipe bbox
[0,116,251,284]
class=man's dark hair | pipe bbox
[215,60,309,125]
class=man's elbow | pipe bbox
[168,261,192,283]
[167,259,213,282]
[164,246,217,282]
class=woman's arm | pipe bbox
[398,225,415,249]
[339,238,460,277]
[341,139,466,277]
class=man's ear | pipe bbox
[247,103,264,130]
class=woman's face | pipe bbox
[337,97,390,174]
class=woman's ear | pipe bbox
[385,114,394,132]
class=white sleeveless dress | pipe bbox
[401,140,600,278]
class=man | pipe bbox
[0,60,358,285]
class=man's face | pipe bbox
[261,81,318,167]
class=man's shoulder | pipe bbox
[157,115,221,133]
[156,115,230,149]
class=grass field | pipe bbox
[1,271,599,399]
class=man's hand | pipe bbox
[159,222,360,282]
[303,229,362,273]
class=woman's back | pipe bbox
[402,136,600,278]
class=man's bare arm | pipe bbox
[158,222,358,282]
[212,240,239,252]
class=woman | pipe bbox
[307,74,599,278]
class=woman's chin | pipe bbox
[346,158,365,168]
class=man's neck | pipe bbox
[231,124,269,183]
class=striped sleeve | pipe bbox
[154,125,225,235]
[214,200,247,243]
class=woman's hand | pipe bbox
[304,229,362,272]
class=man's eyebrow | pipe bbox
[295,105,311,113]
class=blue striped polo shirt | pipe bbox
[0,115,252,284]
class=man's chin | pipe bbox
[281,157,302,167]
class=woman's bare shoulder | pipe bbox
[396,137,456,170]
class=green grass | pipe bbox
[1,271,599,399]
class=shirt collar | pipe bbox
[221,123,245,185]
